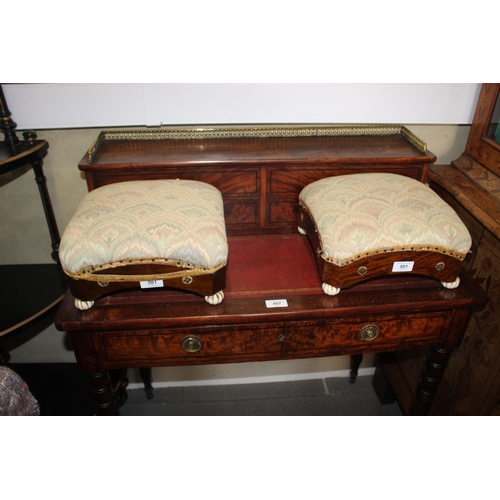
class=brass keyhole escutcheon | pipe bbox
[278,334,285,343]
[359,324,380,342]
[435,262,445,271]
[181,336,202,353]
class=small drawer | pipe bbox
[282,312,447,351]
[269,165,425,194]
[268,200,298,223]
[269,167,330,194]
[101,327,285,362]
[96,169,259,194]
[224,200,259,225]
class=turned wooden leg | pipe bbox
[349,354,363,383]
[140,367,154,399]
[110,369,129,407]
[0,85,20,146]
[29,151,61,264]
[85,371,118,416]
[409,347,452,416]
[372,360,397,404]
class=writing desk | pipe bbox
[55,233,486,415]
[54,126,487,415]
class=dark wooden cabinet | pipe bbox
[382,84,500,415]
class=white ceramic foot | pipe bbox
[205,290,224,305]
[298,226,306,235]
[441,277,460,289]
[75,299,95,310]
[322,283,341,296]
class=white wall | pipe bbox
[3,83,481,129]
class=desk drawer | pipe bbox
[100,311,449,364]
[268,165,425,194]
[95,169,259,194]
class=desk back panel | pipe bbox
[78,126,436,236]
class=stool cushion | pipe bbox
[59,179,228,278]
[299,173,471,267]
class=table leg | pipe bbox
[349,354,363,383]
[409,347,452,416]
[372,357,397,404]
[110,369,129,407]
[140,367,154,399]
[29,154,61,264]
[85,370,118,416]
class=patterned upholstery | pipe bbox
[299,173,472,266]
[0,366,40,416]
[59,179,228,280]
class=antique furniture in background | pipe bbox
[0,84,61,263]
[378,83,500,415]
[55,125,487,415]
[0,84,66,361]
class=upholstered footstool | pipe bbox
[298,173,472,295]
[59,179,228,310]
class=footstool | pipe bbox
[59,179,228,310]
[298,173,472,295]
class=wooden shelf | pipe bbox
[0,264,66,337]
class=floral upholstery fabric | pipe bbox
[59,179,228,277]
[0,366,39,416]
[299,173,472,267]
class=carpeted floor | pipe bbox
[7,363,402,416]
[119,375,403,416]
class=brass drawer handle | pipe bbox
[180,335,202,353]
[359,324,380,342]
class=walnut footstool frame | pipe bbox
[59,179,228,310]
[298,173,472,295]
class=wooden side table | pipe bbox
[1,84,60,263]
[0,84,65,362]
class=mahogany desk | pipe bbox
[54,126,487,415]
[55,234,486,415]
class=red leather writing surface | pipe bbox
[101,234,441,307]
[225,235,321,297]
[102,234,322,305]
